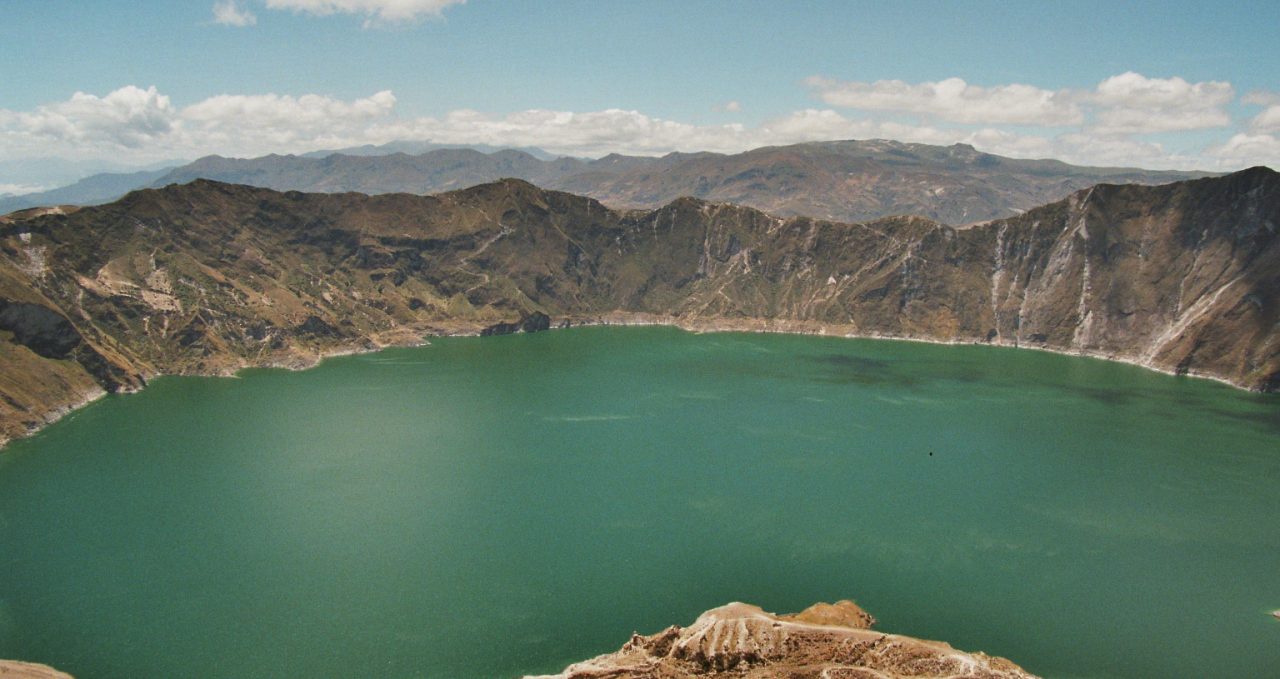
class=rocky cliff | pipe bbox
[0,167,1276,445]
[527,600,1037,678]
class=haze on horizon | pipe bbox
[2,0,1278,193]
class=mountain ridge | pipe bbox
[0,139,1214,225]
[0,168,1276,446]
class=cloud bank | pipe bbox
[806,71,1235,136]
[1,72,1275,189]
[805,76,1082,126]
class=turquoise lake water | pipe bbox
[0,327,1277,678]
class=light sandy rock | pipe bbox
[528,600,1038,678]
[0,660,73,679]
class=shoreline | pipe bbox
[0,312,1268,453]
[556,312,1260,392]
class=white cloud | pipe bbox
[384,108,751,157]
[264,0,465,25]
[1090,106,1230,135]
[805,76,1083,126]
[213,0,257,26]
[1242,90,1280,106]
[7,86,175,148]
[0,87,403,165]
[1091,72,1232,109]
[1207,133,1280,168]
[0,183,49,197]
[0,81,1274,188]
[180,90,398,157]
[183,90,396,130]
[1088,72,1233,135]
[806,71,1237,137]
[1050,132,1176,167]
[1249,104,1280,132]
[754,108,874,141]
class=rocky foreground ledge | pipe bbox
[0,602,1030,679]
[527,600,1037,679]
[0,661,72,679]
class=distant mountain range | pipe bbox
[297,140,561,160]
[0,168,174,214]
[0,140,1211,225]
[1,167,1275,444]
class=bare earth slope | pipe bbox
[527,600,1037,679]
[0,167,1276,445]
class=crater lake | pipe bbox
[1,327,1277,678]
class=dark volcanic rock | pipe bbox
[0,300,82,359]
[521,311,551,332]
[294,315,340,338]
[480,311,553,336]
[479,321,521,336]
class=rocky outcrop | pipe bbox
[0,168,1276,446]
[0,300,82,359]
[0,660,73,679]
[527,600,1037,678]
[481,311,553,336]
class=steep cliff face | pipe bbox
[0,168,1276,445]
[527,600,1037,678]
[647,168,1279,389]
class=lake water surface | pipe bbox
[1,327,1277,678]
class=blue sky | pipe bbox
[3,1,1278,191]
